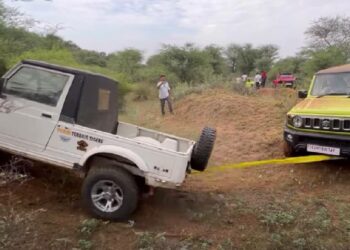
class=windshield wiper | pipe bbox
[316,92,348,98]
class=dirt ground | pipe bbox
[1,87,350,250]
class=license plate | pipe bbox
[307,144,340,156]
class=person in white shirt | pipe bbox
[254,72,262,89]
[241,73,248,82]
[157,75,173,115]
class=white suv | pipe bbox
[0,60,216,220]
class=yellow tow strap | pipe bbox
[195,155,344,174]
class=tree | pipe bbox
[0,0,36,28]
[203,45,228,75]
[225,43,240,73]
[255,45,279,71]
[107,49,143,80]
[225,43,258,74]
[149,43,213,83]
[305,16,350,57]
[74,50,107,67]
[303,47,347,76]
[268,56,305,80]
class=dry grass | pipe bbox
[121,87,298,166]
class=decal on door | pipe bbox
[71,131,104,144]
[57,127,72,142]
[0,99,23,113]
[77,140,88,151]
[56,128,104,144]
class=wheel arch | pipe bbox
[79,145,149,174]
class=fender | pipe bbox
[79,145,149,172]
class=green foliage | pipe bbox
[226,43,256,74]
[78,219,100,250]
[269,57,305,78]
[173,82,211,100]
[79,218,100,236]
[136,232,167,250]
[303,47,347,76]
[0,0,35,28]
[255,45,279,71]
[132,83,155,101]
[78,239,93,250]
[73,50,107,67]
[218,239,234,250]
[0,24,47,62]
[143,53,180,84]
[225,43,278,74]
[107,48,143,81]
[150,43,213,83]
[7,48,78,67]
[204,44,229,75]
[260,204,297,232]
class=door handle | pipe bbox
[41,113,52,118]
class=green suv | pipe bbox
[284,64,350,157]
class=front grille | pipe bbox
[301,117,350,132]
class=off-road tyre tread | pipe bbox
[81,164,139,221]
[191,127,216,171]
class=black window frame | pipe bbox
[3,65,71,107]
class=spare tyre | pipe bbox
[190,127,216,171]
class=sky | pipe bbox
[4,0,350,58]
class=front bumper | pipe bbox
[284,127,350,156]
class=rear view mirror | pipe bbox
[298,90,307,99]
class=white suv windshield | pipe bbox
[4,66,69,106]
[311,73,350,97]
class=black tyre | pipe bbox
[81,164,139,221]
[191,127,216,171]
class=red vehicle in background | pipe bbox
[273,72,296,88]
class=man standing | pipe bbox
[157,75,173,115]
[261,70,267,88]
[254,72,262,89]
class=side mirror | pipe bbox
[298,90,307,99]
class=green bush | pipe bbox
[173,82,209,100]
[132,83,155,101]
[138,65,179,85]
[303,47,348,77]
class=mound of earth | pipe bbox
[158,88,298,165]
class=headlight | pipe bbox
[287,114,294,125]
[292,116,303,128]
